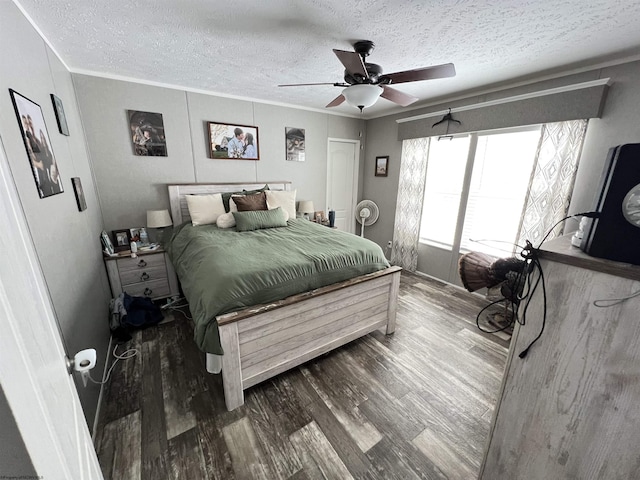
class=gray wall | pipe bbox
[362,61,640,271]
[73,74,365,232]
[0,2,112,427]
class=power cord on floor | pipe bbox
[88,344,139,385]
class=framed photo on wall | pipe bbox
[285,127,305,161]
[128,110,167,156]
[375,156,389,177]
[51,94,69,136]
[71,177,87,211]
[207,122,259,160]
[9,89,64,198]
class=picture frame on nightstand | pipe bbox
[112,229,131,252]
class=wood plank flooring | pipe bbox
[95,272,509,480]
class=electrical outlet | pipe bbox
[387,240,393,248]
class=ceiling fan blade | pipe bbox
[381,85,419,107]
[278,82,346,87]
[383,63,456,84]
[333,49,368,78]
[326,94,346,108]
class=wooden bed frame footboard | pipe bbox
[166,182,401,411]
[214,265,401,410]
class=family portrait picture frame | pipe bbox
[375,156,389,177]
[207,122,259,160]
[9,89,64,198]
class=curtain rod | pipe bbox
[396,78,611,124]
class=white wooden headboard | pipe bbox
[167,182,292,226]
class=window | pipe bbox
[460,129,541,257]
[419,135,470,248]
[420,127,541,258]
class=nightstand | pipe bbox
[104,248,179,300]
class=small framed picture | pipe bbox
[51,94,69,136]
[71,177,87,211]
[375,156,389,177]
[314,211,325,223]
[111,229,131,252]
[285,127,305,162]
[129,227,143,244]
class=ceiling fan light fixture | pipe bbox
[342,84,383,111]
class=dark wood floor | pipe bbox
[95,272,510,480]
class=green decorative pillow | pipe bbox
[222,184,269,212]
[233,207,287,232]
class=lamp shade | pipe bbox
[342,84,383,110]
[147,209,172,228]
[298,200,315,214]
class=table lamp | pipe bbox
[147,209,172,245]
[298,200,315,220]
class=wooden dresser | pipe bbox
[480,235,640,479]
[104,248,179,301]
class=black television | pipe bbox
[580,143,640,265]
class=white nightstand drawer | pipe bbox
[119,265,167,286]
[117,254,165,272]
[104,248,179,301]
[122,279,170,298]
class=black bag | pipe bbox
[109,292,163,343]
[121,292,163,328]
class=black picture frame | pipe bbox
[128,110,168,156]
[285,127,305,161]
[375,156,389,177]
[112,229,131,252]
[71,177,87,211]
[51,94,69,136]
[207,121,259,160]
[9,89,64,198]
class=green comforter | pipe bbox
[166,219,390,354]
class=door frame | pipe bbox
[0,138,102,476]
[327,137,360,234]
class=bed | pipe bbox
[167,182,401,410]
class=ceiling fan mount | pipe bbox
[278,39,456,111]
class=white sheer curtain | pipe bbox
[516,119,588,247]
[391,137,430,271]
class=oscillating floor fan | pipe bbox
[354,200,379,237]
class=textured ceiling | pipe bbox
[16,0,640,118]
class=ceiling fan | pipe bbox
[278,40,455,111]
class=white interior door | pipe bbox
[327,139,359,233]
[0,140,103,478]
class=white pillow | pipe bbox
[185,193,226,226]
[266,190,296,219]
[216,212,236,228]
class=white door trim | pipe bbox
[0,138,102,477]
[327,138,360,234]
